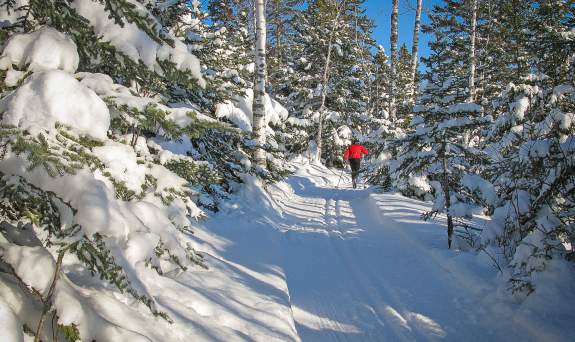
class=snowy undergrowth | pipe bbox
[0,0,297,339]
[0,43,210,342]
[0,2,268,340]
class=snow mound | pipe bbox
[0,70,110,140]
[215,89,288,132]
[0,27,79,73]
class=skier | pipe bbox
[342,138,368,189]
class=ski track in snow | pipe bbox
[163,162,571,342]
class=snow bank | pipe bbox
[0,27,79,74]
[70,0,205,87]
[215,89,288,132]
[0,70,110,140]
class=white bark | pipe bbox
[315,0,346,161]
[410,0,423,102]
[253,0,267,168]
[468,0,478,102]
[389,0,399,120]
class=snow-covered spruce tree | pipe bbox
[389,0,500,247]
[393,44,417,127]
[278,0,349,161]
[394,92,492,248]
[479,0,574,295]
[369,45,391,119]
[388,0,487,198]
[320,0,378,166]
[0,0,268,339]
[202,0,292,178]
[267,0,304,91]
[278,0,377,165]
[193,0,254,109]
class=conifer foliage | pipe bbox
[378,0,574,294]
[0,0,257,340]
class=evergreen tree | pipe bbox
[184,0,252,111]
[394,44,417,125]
[267,0,304,91]
[480,0,574,294]
[0,1,263,338]
[278,0,376,164]
[370,45,391,119]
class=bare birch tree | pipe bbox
[410,0,423,102]
[315,0,347,161]
[253,0,267,168]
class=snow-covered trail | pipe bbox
[277,171,524,342]
[184,162,567,341]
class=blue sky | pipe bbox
[364,0,443,71]
[200,0,443,70]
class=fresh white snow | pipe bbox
[0,70,110,139]
[215,88,289,133]
[1,158,574,341]
[0,27,79,74]
[178,162,574,341]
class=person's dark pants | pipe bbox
[349,158,361,183]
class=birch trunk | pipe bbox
[315,0,346,161]
[389,0,399,120]
[468,0,478,102]
[253,0,267,168]
[410,0,423,102]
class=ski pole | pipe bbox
[336,168,344,188]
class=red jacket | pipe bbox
[343,144,368,160]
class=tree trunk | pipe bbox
[253,0,267,168]
[442,141,454,248]
[35,250,65,342]
[468,0,478,102]
[410,0,423,102]
[389,0,399,120]
[271,0,283,76]
[315,0,346,161]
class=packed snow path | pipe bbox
[185,163,568,342]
